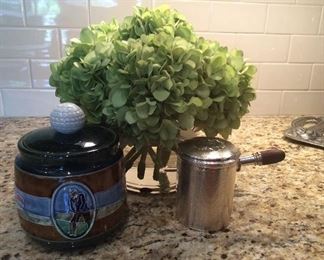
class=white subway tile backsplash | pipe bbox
[2,89,59,116]
[90,0,151,24]
[0,59,31,88]
[296,0,324,5]
[280,91,324,115]
[266,5,322,34]
[60,28,81,56]
[31,60,56,88]
[0,28,60,59]
[258,64,312,90]
[235,34,290,62]
[154,0,211,31]
[310,64,324,90]
[210,2,266,33]
[25,0,88,27]
[249,91,282,115]
[0,0,323,116]
[289,36,324,63]
[0,0,24,26]
[0,91,4,116]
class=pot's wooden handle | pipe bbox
[239,148,285,166]
[259,149,285,165]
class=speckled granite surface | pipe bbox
[0,117,323,260]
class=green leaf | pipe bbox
[50,62,59,74]
[95,43,110,55]
[213,96,226,102]
[169,100,187,113]
[188,49,201,65]
[214,119,228,129]
[142,46,154,60]
[162,78,173,90]
[225,84,240,97]
[80,28,95,44]
[114,40,129,54]
[111,88,128,108]
[196,110,208,121]
[102,106,114,117]
[84,51,97,63]
[202,97,213,109]
[135,101,150,119]
[219,128,232,139]
[196,86,210,99]
[70,67,91,81]
[116,107,128,124]
[172,63,183,72]
[178,113,194,129]
[152,87,170,102]
[230,118,240,129]
[244,65,257,77]
[146,116,160,127]
[189,80,198,90]
[172,47,186,60]
[125,110,137,124]
[206,55,226,76]
[229,50,244,71]
[120,84,131,89]
[160,119,178,141]
[188,97,203,107]
[175,26,191,40]
[185,60,196,69]
[137,120,147,130]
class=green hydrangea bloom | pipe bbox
[50,6,256,149]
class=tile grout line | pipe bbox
[287,34,293,63]
[0,25,86,29]
[208,1,212,33]
[0,89,4,116]
[87,0,91,25]
[318,6,324,35]
[263,3,269,34]
[20,0,26,27]
[1,26,321,37]
[27,59,33,89]
[278,91,285,115]
[307,64,314,91]
[0,87,56,91]
[56,28,63,59]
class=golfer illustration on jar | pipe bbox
[52,182,96,239]
[67,188,91,236]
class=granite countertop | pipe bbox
[0,117,323,260]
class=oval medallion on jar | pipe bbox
[51,182,96,240]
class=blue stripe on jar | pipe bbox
[95,181,125,208]
[15,181,126,226]
[16,188,51,217]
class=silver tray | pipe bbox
[284,116,324,149]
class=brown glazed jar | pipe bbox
[14,125,128,248]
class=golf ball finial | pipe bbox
[50,103,85,134]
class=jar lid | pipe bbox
[17,125,121,176]
[178,137,240,166]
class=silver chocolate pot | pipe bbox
[176,137,285,232]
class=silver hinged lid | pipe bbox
[178,137,240,166]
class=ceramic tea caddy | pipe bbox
[14,103,128,248]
